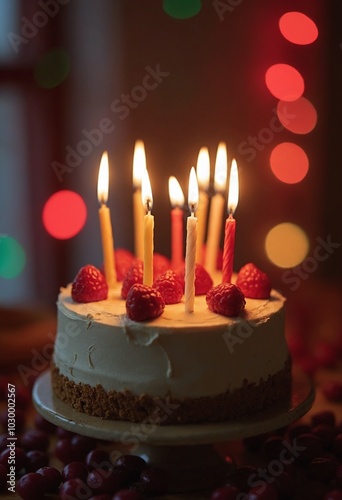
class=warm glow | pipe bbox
[188,167,199,214]
[141,168,153,213]
[133,139,146,189]
[214,142,227,192]
[97,151,109,205]
[227,159,239,214]
[265,223,309,268]
[168,176,185,208]
[265,64,304,102]
[279,12,318,46]
[196,147,210,191]
[277,97,317,135]
[270,143,309,184]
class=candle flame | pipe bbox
[133,139,146,189]
[141,168,153,213]
[188,167,199,214]
[97,151,109,205]
[228,159,239,214]
[196,147,210,191]
[168,176,185,208]
[214,142,227,193]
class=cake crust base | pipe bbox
[51,358,292,425]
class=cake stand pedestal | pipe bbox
[33,368,314,493]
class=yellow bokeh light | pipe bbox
[265,223,309,268]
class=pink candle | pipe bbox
[168,176,185,269]
[222,159,239,283]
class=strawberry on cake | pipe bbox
[51,255,291,424]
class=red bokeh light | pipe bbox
[277,97,317,134]
[42,190,87,239]
[265,64,304,102]
[279,12,318,46]
[270,142,309,184]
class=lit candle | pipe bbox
[97,151,117,288]
[195,147,210,265]
[205,142,227,273]
[222,159,239,283]
[141,168,154,286]
[168,176,185,270]
[185,167,199,313]
[133,139,146,259]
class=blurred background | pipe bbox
[0,0,341,308]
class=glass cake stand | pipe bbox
[33,368,314,493]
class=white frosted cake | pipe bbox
[51,278,291,424]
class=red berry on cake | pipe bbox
[121,260,143,299]
[114,248,135,281]
[206,283,246,317]
[236,262,272,299]
[126,284,165,322]
[195,263,213,295]
[154,270,183,304]
[153,253,172,280]
[71,265,108,303]
[174,263,213,295]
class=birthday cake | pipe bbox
[51,261,291,425]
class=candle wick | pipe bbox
[190,203,196,216]
[145,199,151,214]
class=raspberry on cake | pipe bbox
[236,262,272,299]
[71,265,108,303]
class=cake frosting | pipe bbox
[52,277,291,424]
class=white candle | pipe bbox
[133,140,146,260]
[205,142,227,273]
[185,167,199,313]
[141,168,154,286]
[97,151,116,288]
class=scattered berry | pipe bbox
[206,283,245,317]
[114,248,135,281]
[154,270,183,304]
[62,461,88,482]
[311,411,336,428]
[25,449,49,472]
[126,284,165,322]
[36,466,62,492]
[34,413,56,434]
[21,429,50,452]
[248,483,278,500]
[307,457,337,484]
[60,478,92,500]
[114,455,147,481]
[322,381,342,402]
[72,265,108,303]
[121,260,143,299]
[312,424,336,450]
[86,449,111,472]
[17,472,47,500]
[236,263,271,299]
[194,263,213,295]
[139,466,168,495]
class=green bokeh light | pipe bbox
[0,235,26,279]
[34,48,70,89]
[163,0,202,19]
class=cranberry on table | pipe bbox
[112,490,145,500]
[17,472,47,500]
[60,477,92,500]
[114,455,147,481]
[312,424,336,449]
[287,423,311,441]
[25,449,49,472]
[21,429,50,452]
[56,426,75,439]
[295,433,323,464]
[273,471,296,499]
[228,466,258,492]
[139,466,168,495]
[307,456,337,483]
[62,461,88,482]
[261,435,285,460]
[211,485,241,499]
[71,434,97,455]
[34,413,57,434]
[86,449,111,471]
[55,438,79,463]
[311,411,336,428]
[0,446,27,472]
[248,483,278,500]
[36,465,62,492]
[87,466,127,494]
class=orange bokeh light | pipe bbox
[42,190,87,239]
[277,97,317,135]
[265,64,304,102]
[279,12,318,46]
[270,142,309,184]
